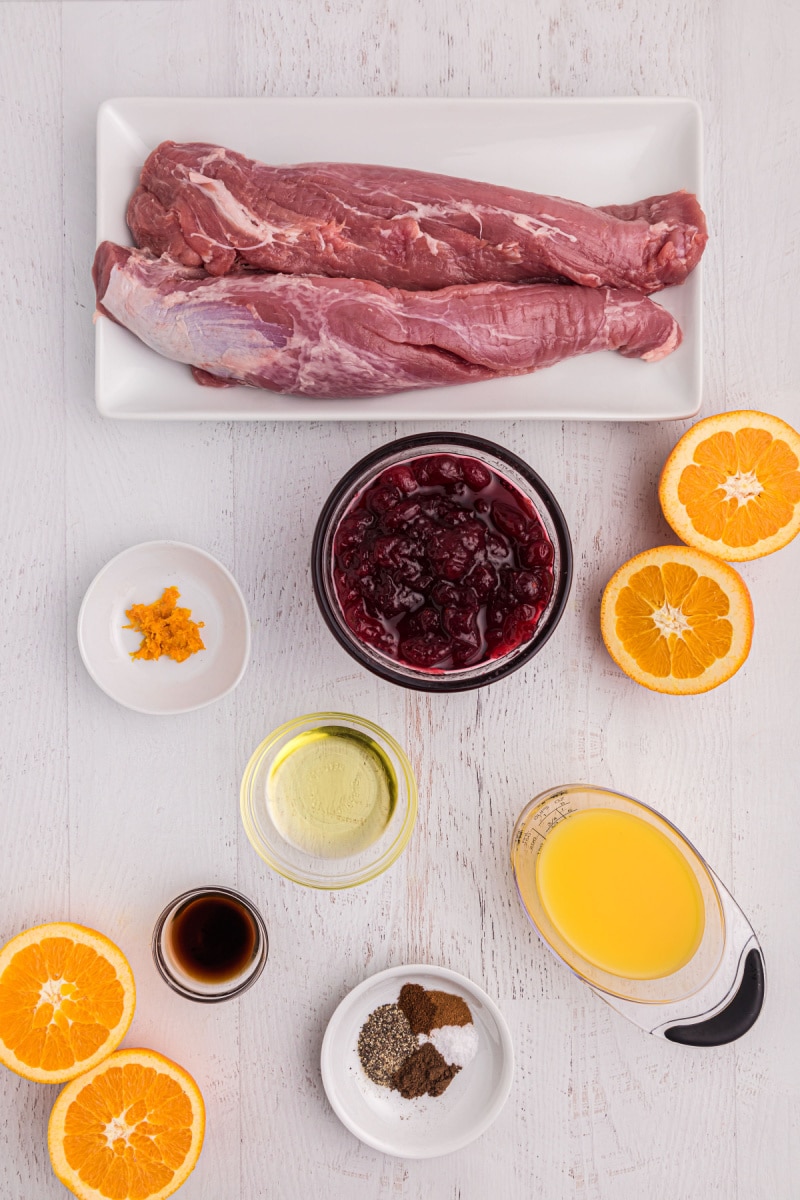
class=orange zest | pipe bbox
[659,410,800,560]
[48,1048,205,1200]
[0,923,135,1084]
[124,587,205,663]
[600,545,754,694]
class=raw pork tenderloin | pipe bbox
[93,241,681,400]
[127,142,707,293]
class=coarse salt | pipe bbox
[423,1022,479,1069]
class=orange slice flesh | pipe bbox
[659,410,800,560]
[600,546,754,694]
[0,923,135,1083]
[48,1048,205,1200]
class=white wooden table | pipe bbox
[2,2,799,1197]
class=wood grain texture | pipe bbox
[0,5,70,1194]
[1,0,799,1197]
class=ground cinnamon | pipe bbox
[428,989,472,1028]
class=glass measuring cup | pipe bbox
[511,785,764,1044]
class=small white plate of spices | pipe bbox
[320,963,514,1158]
[77,540,251,715]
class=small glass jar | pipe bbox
[312,432,573,692]
[152,885,268,1003]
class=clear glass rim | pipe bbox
[240,711,418,889]
[151,885,269,1003]
[311,432,573,692]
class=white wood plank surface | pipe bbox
[1,0,798,1196]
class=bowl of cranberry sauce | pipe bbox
[312,434,572,692]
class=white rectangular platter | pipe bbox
[96,96,703,421]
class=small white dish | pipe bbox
[77,540,250,715]
[96,96,702,422]
[320,963,514,1158]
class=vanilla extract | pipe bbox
[167,894,257,984]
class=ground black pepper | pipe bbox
[357,1003,417,1086]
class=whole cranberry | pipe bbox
[534,568,554,604]
[462,460,492,491]
[382,499,422,531]
[464,563,498,602]
[431,581,478,610]
[442,607,480,650]
[383,464,417,494]
[502,604,537,648]
[491,501,533,543]
[371,576,424,619]
[334,510,374,553]
[373,535,415,569]
[403,607,442,635]
[421,495,456,521]
[510,571,541,603]
[366,483,402,514]
[519,539,554,568]
[344,602,397,655]
[431,455,463,485]
[413,459,438,486]
[426,523,485,581]
[399,632,453,667]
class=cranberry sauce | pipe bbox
[332,453,555,671]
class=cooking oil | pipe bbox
[267,726,397,858]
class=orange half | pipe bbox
[600,546,754,694]
[659,409,800,560]
[48,1048,205,1200]
[0,923,135,1083]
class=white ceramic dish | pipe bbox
[320,963,514,1158]
[77,540,250,714]
[95,97,703,422]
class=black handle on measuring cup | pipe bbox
[664,948,765,1047]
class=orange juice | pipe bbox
[535,808,705,979]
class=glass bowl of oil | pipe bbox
[240,713,417,889]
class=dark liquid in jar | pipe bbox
[168,894,257,983]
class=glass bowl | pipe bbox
[312,432,573,692]
[240,713,417,889]
[151,885,268,1003]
